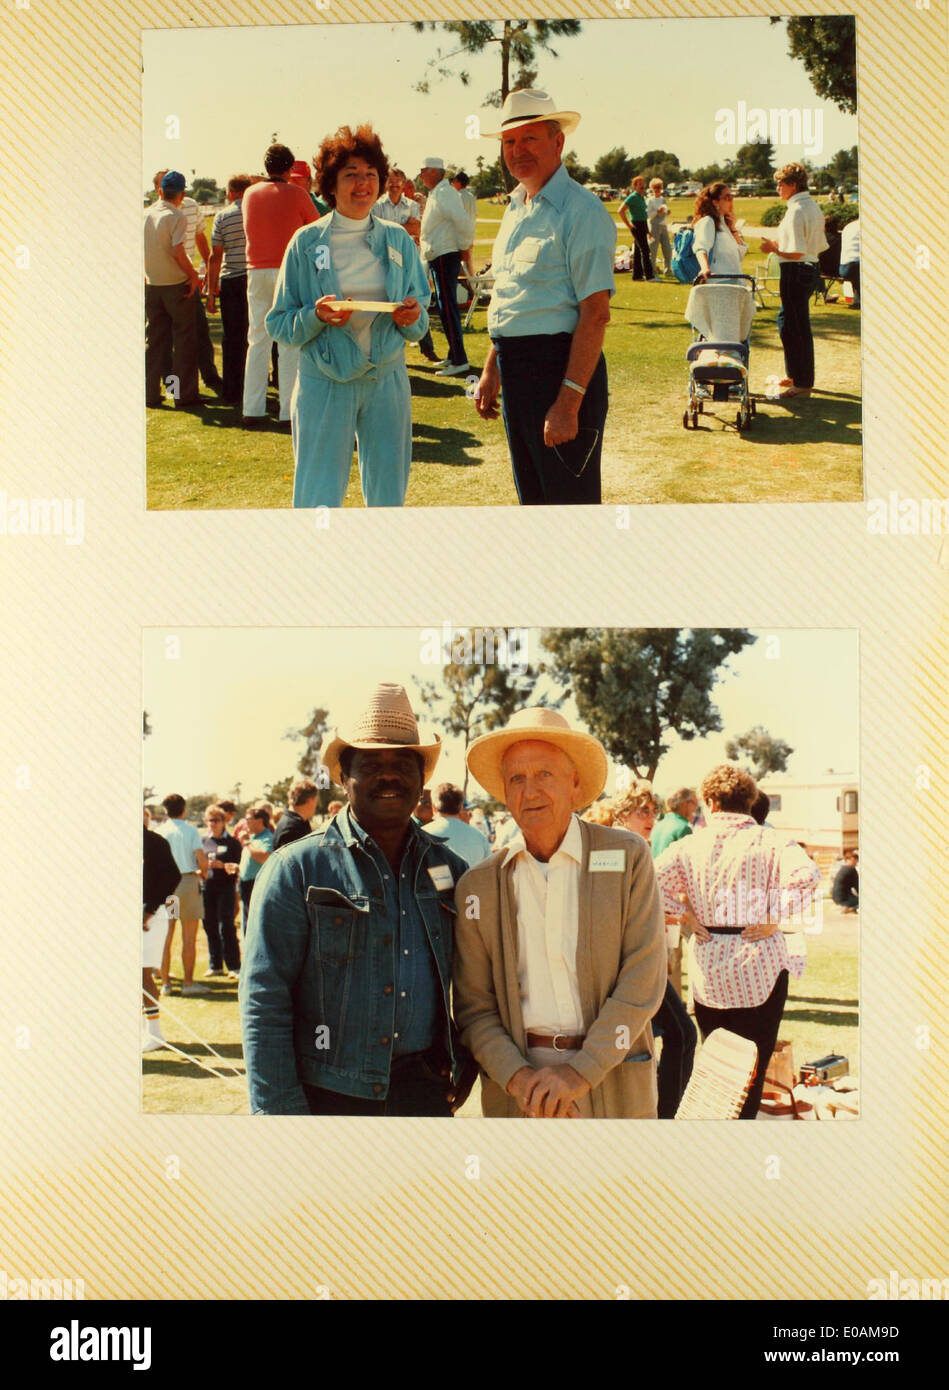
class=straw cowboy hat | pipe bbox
[321,683,442,785]
[466,707,607,807]
[483,89,581,139]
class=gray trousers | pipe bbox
[649,222,672,274]
[145,282,198,406]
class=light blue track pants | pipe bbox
[291,364,413,508]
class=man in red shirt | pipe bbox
[241,144,319,429]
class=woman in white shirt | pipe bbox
[691,182,747,281]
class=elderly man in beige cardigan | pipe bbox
[453,709,667,1118]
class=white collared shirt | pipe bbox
[777,191,828,263]
[419,176,472,262]
[503,814,584,1034]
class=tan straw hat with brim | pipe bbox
[466,707,607,808]
[483,89,581,139]
[321,683,442,785]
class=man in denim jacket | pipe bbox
[240,684,474,1116]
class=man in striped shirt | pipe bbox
[207,176,252,406]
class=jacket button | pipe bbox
[382,935,392,946]
[373,1084,383,1095]
[383,985,393,995]
[333,915,343,925]
[381,1036,390,1046]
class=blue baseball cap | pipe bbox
[160,170,187,196]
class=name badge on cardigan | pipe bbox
[428,865,454,890]
[588,849,625,872]
[388,244,403,267]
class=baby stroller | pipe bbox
[683,273,756,431]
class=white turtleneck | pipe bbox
[329,210,387,356]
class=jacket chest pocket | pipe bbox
[416,891,456,949]
[306,886,369,965]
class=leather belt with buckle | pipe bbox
[526,1031,585,1052]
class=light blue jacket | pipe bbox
[266,212,430,384]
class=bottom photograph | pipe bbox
[142,625,859,1120]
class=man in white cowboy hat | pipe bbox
[417,156,473,376]
[473,91,617,505]
[240,683,476,1115]
[453,708,666,1118]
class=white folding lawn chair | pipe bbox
[754,251,782,309]
[674,1029,759,1119]
[462,270,495,328]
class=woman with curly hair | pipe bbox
[610,780,697,1119]
[266,124,431,508]
[653,765,821,1118]
[691,181,747,282]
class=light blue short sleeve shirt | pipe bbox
[487,162,617,338]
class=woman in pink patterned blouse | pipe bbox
[653,764,821,1118]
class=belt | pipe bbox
[526,1031,585,1052]
[699,925,770,935]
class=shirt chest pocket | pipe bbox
[512,235,562,275]
[306,886,369,965]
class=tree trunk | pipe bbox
[498,22,514,192]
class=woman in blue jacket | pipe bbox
[266,124,430,508]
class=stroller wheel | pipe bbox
[750,399,757,416]
[682,410,690,430]
[735,411,743,430]
[691,410,699,429]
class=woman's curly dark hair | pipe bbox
[313,124,388,208]
[691,181,732,229]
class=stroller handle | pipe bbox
[691,272,757,289]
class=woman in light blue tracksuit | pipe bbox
[265,125,431,508]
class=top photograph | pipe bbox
[142,14,861,510]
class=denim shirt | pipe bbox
[240,808,468,1113]
[342,810,440,1058]
[265,212,431,385]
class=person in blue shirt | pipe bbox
[426,783,491,867]
[239,683,476,1116]
[266,124,431,509]
[474,90,616,505]
[237,804,273,937]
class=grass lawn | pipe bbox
[142,900,857,1116]
[145,198,862,509]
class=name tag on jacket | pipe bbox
[588,849,626,873]
[428,865,454,891]
[388,244,403,267]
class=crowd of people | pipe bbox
[143,683,854,1120]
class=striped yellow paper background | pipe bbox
[0,1,946,1299]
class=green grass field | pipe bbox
[145,197,862,509]
[142,901,857,1117]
